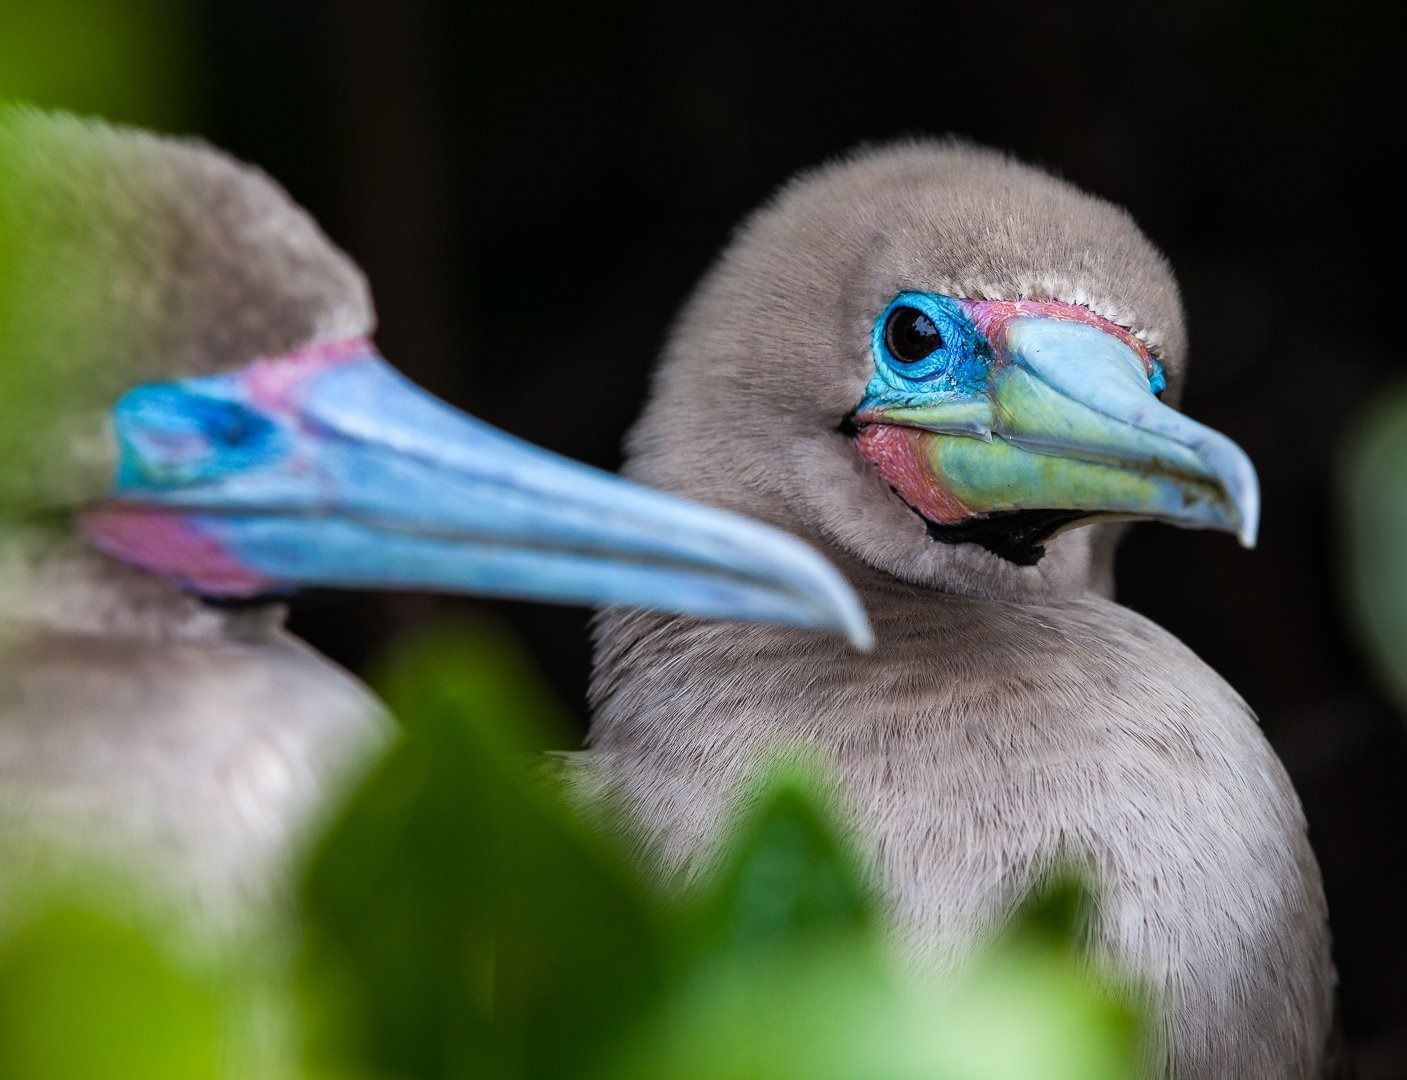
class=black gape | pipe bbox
[914,506,1091,566]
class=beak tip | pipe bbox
[1237,504,1260,548]
[847,620,877,652]
[1203,435,1260,551]
[814,583,874,651]
[1233,464,1261,550]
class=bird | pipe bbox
[580,141,1339,1078]
[0,106,868,928]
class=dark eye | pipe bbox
[884,305,943,363]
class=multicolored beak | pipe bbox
[78,340,872,649]
[854,297,1258,565]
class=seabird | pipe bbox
[0,106,867,925]
[582,141,1338,1079]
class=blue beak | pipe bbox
[79,344,872,649]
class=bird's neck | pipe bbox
[588,566,1112,760]
[0,524,284,642]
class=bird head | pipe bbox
[0,107,869,645]
[627,140,1255,602]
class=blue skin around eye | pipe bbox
[1149,359,1168,396]
[862,292,992,410]
[862,291,1167,408]
[112,377,289,490]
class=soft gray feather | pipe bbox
[0,110,384,928]
[0,105,374,510]
[0,531,387,930]
[583,140,1337,1079]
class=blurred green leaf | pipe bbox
[1342,384,1407,708]
[932,876,1144,1080]
[1001,873,1095,956]
[0,905,226,1080]
[0,0,196,130]
[611,782,1143,1080]
[299,619,667,1079]
[371,619,575,754]
[692,766,872,957]
[602,922,1143,1080]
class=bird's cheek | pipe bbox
[853,424,976,525]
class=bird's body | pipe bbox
[586,575,1330,1077]
[0,107,865,928]
[0,530,384,921]
[581,141,1339,1076]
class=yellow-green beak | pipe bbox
[855,316,1258,562]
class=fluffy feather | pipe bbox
[583,140,1336,1078]
[0,105,372,510]
[0,109,382,926]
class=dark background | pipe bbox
[188,2,1404,1073]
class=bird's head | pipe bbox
[0,107,868,645]
[629,140,1254,602]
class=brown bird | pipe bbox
[580,142,1340,1078]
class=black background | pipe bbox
[190,2,1405,1072]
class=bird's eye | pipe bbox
[884,306,944,363]
[113,384,284,487]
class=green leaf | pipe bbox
[999,872,1096,955]
[692,764,872,959]
[0,905,227,1080]
[610,803,1145,1080]
[927,901,1147,1080]
[298,618,668,1079]
[1341,384,1407,709]
[602,926,1145,1080]
[0,0,197,130]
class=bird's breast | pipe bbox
[585,592,1333,1078]
[0,624,388,931]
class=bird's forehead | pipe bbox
[751,142,1187,366]
[157,337,376,415]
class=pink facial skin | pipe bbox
[242,337,372,411]
[77,338,373,597]
[78,507,272,595]
[854,424,975,526]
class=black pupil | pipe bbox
[885,306,943,362]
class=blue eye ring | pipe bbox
[1149,358,1168,397]
[871,292,973,385]
[112,382,285,489]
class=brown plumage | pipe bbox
[580,141,1339,1078]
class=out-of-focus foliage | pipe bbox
[1,1,192,517]
[0,0,196,130]
[300,624,668,1078]
[608,785,1143,1080]
[0,904,227,1079]
[0,105,137,512]
[1342,387,1407,708]
[0,619,1150,1078]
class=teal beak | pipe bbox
[858,317,1259,551]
